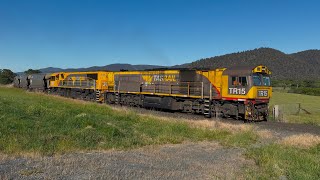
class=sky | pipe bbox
[0,0,319,72]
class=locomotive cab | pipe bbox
[221,65,272,100]
[220,65,272,121]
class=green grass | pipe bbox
[1,87,320,179]
[0,87,256,155]
[223,130,258,148]
[246,144,320,179]
[270,92,320,125]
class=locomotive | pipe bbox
[14,65,272,121]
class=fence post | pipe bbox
[273,105,279,121]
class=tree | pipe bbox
[24,69,41,75]
[0,69,16,84]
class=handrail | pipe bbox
[59,77,96,88]
[113,80,208,97]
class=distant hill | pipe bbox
[290,50,320,67]
[178,48,320,80]
[34,64,166,73]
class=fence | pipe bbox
[271,103,320,125]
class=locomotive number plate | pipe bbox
[228,88,246,95]
[257,90,268,97]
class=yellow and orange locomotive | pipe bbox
[15,65,272,121]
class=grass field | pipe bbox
[0,87,319,179]
[270,92,320,125]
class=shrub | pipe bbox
[288,88,320,96]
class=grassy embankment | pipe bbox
[0,87,319,179]
[0,87,256,155]
[270,92,320,126]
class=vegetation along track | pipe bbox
[14,86,320,137]
[111,104,320,137]
[8,85,320,137]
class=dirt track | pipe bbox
[1,142,253,180]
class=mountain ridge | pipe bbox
[180,48,320,80]
[19,48,320,80]
[21,64,166,74]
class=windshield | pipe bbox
[253,75,261,86]
[262,76,271,86]
[252,74,271,86]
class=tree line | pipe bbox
[0,69,41,85]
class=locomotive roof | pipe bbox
[39,65,270,75]
[223,65,271,76]
[119,67,215,71]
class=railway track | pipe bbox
[111,104,320,136]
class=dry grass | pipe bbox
[257,130,274,139]
[110,105,133,114]
[0,84,13,88]
[279,133,320,148]
[211,121,252,133]
[0,153,9,161]
[0,152,43,160]
[137,112,252,133]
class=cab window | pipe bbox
[239,77,247,86]
[231,77,237,85]
[253,75,262,86]
[231,76,247,86]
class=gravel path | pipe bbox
[0,142,252,180]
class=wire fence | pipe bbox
[270,103,320,125]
